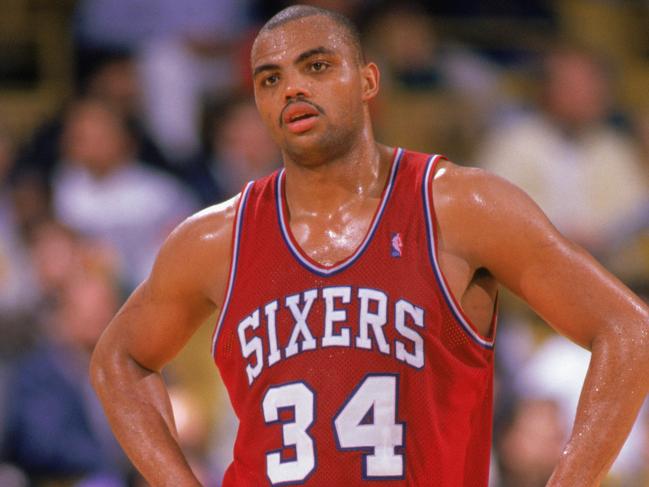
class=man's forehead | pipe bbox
[251,15,349,65]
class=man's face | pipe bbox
[62,102,132,177]
[544,52,609,126]
[251,15,377,164]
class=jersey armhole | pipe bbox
[211,182,255,358]
[422,156,496,350]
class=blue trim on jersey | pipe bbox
[421,156,495,350]
[212,181,255,358]
[275,148,404,277]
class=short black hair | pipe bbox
[256,5,365,64]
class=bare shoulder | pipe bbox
[150,193,240,305]
[431,159,561,269]
[432,159,543,217]
[164,194,239,255]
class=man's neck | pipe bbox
[282,141,393,216]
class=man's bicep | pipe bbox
[493,232,624,347]
[471,176,644,348]
[106,276,216,372]
[97,204,235,372]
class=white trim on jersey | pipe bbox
[276,148,404,277]
[211,181,255,357]
[423,155,495,349]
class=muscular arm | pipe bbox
[434,163,649,486]
[90,198,237,486]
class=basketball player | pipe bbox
[90,5,649,486]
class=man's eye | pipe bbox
[263,74,279,86]
[310,62,328,72]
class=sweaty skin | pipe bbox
[91,13,649,487]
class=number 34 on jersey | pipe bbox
[263,374,404,485]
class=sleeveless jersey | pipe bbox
[212,148,496,487]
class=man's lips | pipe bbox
[280,101,323,133]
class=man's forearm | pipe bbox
[90,351,202,487]
[546,327,649,486]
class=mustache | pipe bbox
[279,98,325,127]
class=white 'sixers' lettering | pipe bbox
[238,286,425,384]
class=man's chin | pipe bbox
[283,134,355,168]
[283,132,322,152]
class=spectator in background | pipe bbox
[0,129,39,487]
[52,97,197,291]
[0,125,40,318]
[15,51,169,185]
[507,334,649,485]
[365,3,501,100]
[27,219,117,309]
[362,3,502,161]
[183,95,281,205]
[1,263,131,486]
[476,42,648,256]
[81,50,170,172]
[495,398,566,487]
[74,0,252,163]
[0,218,118,454]
[602,111,649,289]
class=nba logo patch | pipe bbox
[390,232,403,257]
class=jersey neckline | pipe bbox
[275,147,404,277]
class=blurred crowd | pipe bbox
[1,0,649,486]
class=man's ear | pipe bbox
[361,62,380,102]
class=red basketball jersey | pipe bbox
[212,148,496,486]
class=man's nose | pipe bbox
[284,77,311,101]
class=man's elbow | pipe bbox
[593,315,649,392]
[89,332,129,399]
[89,340,111,397]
